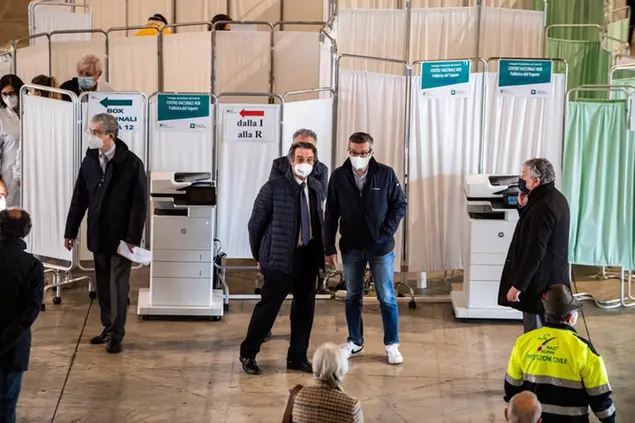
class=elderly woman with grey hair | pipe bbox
[498,157,571,333]
[284,342,363,423]
[60,54,113,100]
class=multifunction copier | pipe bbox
[451,174,523,320]
[137,172,224,320]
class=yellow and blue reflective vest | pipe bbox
[504,323,615,423]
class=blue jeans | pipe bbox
[0,372,23,423]
[342,250,399,346]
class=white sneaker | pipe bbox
[386,344,403,365]
[340,342,364,359]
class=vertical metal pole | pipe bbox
[104,33,110,81]
[404,0,412,63]
[475,0,483,58]
[125,0,130,37]
[10,42,17,75]
[47,35,52,77]
[543,0,548,56]
[172,0,178,33]
[332,58,340,172]
[478,59,487,174]
[269,25,275,103]
[226,0,231,16]
[279,102,285,157]
[400,64,413,285]
[279,0,284,31]
[157,32,164,92]
[211,27,217,94]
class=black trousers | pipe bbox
[93,253,132,342]
[240,243,319,361]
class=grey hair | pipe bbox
[77,54,103,75]
[508,391,542,423]
[523,157,555,185]
[293,128,317,143]
[312,342,348,387]
[91,113,119,138]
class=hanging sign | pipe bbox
[157,94,211,132]
[87,93,143,132]
[497,59,553,98]
[223,105,277,143]
[420,60,471,98]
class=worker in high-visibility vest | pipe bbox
[504,284,615,423]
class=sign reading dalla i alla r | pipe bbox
[223,105,277,143]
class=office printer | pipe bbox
[450,174,522,321]
[138,172,224,320]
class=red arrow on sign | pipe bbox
[240,109,265,118]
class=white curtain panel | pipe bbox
[216,104,281,258]
[215,31,271,102]
[149,99,214,173]
[273,32,321,97]
[32,5,92,44]
[176,0,227,31]
[283,98,334,172]
[163,32,212,93]
[407,74,483,272]
[230,0,281,21]
[22,96,75,262]
[51,39,107,85]
[109,36,158,94]
[340,0,401,7]
[479,8,545,59]
[319,38,335,90]
[16,44,50,85]
[483,73,565,183]
[338,9,407,74]
[412,0,466,6]
[336,69,407,270]
[409,8,478,61]
[81,0,126,38]
[128,0,172,27]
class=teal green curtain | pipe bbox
[562,100,635,269]
[541,0,605,40]
[607,18,630,51]
[608,78,635,99]
[546,39,610,97]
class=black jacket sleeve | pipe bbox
[324,175,340,256]
[0,260,44,355]
[64,158,89,239]
[247,182,274,262]
[513,202,557,292]
[382,168,407,236]
[126,159,148,246]
[268,157,286,181]
[313,161,329,201]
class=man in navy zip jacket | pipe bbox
[324,132,407,365]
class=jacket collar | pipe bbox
[0,238,27,250]
[315,379,342,391]
[527,181,555,204]
[544,322,577,334]
[86,138,129,164]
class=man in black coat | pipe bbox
[64,113,147,354]
[0,209,44,423]
[239,141,324,376]
[498,158,570,333]
[324,132,407,365]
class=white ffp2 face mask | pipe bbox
[294,163,313,178]
[87,134,104,150]
[350,156,370,171]
[3,95,18,110]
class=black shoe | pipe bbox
[90,331,109,345]
[240,356,262,375]
[287,359,313,374]
[263,331,272,342]
[106,339,123,354]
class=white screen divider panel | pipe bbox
[478,8,544,59]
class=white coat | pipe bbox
[0,106,21,208]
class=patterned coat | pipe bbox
[291,381,363,423]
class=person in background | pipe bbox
[28,75,61,100]
[286,342,363,423]
[498,158,570,333]
[324,132,407,365]
[60,54,113,100]
[63,113,147,355]
[505,391,542,423]
[0,74,24,208]
[239,142,324,376]
[135,14,172,36]
[211,14,233,30]
[0,179,7,210]
[0,208,44,423]
[504,285,615,423]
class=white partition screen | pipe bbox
[479,8,545,59]
[483,72,565,183]
[273,32,321,96]
[163,32,212,93]
[16,44,50,84]
[216,103,281,259]
[32,5,92,44]
[51,39,107,85]
[407,74,483,272]
[409,8,479,61]
[22,95,75,262]
[109,36,158,94]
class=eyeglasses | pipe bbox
[348,149,372,158]
[86,129,105,136]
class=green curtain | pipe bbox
[540,0,605,40]
[608,78,635,99]
[546,39,610,97]
[562,100,635,269]
[607,18,630,51]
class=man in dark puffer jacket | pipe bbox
[239,142,325,376]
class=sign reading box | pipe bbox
[420,60,471,99]
[157,94,211,132]
[88,93,143,132]
[497,59,553,99]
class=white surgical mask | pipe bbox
[294,163,313,178]
[87,134,104,150]
[350,156,370,171]
[0,197,6,211]
[2,95,18,109]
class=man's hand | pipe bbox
[518,192,528,207]
[64,238,74,251]
[507,286,522,302]
[326,254,338,267]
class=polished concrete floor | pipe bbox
[19,269,635,423]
